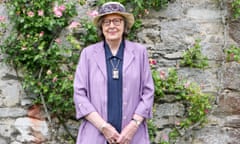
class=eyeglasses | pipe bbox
[102,18,123,26]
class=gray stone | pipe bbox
[201,43,225,61]
[0,108,27,117]
[186,8,221,20]
[224,117,240,128]
[0,64,25,107]
[157,58,178,67]
[199,23,224,36]
[141,19,161,27]
[10,142,22,144]
[160,19,201,52]
[219,90,240,115]
[137,27,161,44]
[177,68,220,92]
[156,2,185,19]
[0,63,14,78]
[0,118,16,137]
[14,117,49,143]
[154,128,172,143]
[192,126,231,144]
[229,17,240,45]
[0,137,7,144]
[164,51,183,59]
[0,82,21,107]
[20,98,33,106]
[207,115,225,127]
[223,62,240,90]
[155,103,185,118]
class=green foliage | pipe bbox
[232,0,240,19]
[0,16,6,37]
[150,66,213,143]
[77,19,99,47]
[159,142,170,144]
[178,83,213,127]
[96,0,169,18]
[147,118,158,142]
[128,19,142,40]
[152,68,186,102]
[225,45,240,63]
[168,128,180,142]
[1,0,78,120]
[180,39,209,69]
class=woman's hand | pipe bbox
[116,121,139,144]
[101,123,120,144]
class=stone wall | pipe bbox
[145,0,240,143]
[0,0,239,144]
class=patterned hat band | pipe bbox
[93,2,135,29]
[98,2,126,14]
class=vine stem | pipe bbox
[38,67,52,123]
[57,115,75,141]
[40,92,52,123]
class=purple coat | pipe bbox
[73,40,154,144]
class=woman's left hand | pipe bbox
[116,121,139,144]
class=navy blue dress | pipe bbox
[104,40,124,133]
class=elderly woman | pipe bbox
[73,2,154,144]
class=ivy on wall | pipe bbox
[232,0,240,19]
[0,0,79,139]
[225,45,240,63]
[180,39,209,69]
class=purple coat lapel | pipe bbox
[93,40,135,79]
[123,41,135,74]
[93,41,107,79]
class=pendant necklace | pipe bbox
[110,58,120,79]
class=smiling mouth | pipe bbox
[109,32,117,35]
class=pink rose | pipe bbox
[149,58,157,65]
[52,76,58,82]
[38,10,44,16]
[58,5,66,12]
[184,81,191,88]
[55,38,61,44]
[159,70,166,80]
[39,31,44,37]
[69,21,81,29]
[0,16,5,22]
[87,10,98,18]
[46,70,52,75]
[53,5,66,17]
[27,11,34,17]
[53,6,63,17]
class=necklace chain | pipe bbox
[110,58,120,69]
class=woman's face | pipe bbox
[101,14,125,42]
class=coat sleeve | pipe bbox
[73,49,96,119]
[134,47,154,119]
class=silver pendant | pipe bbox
[112,69,119,79]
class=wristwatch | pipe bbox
[132,118,141,126]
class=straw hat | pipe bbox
[93,2,135,29]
